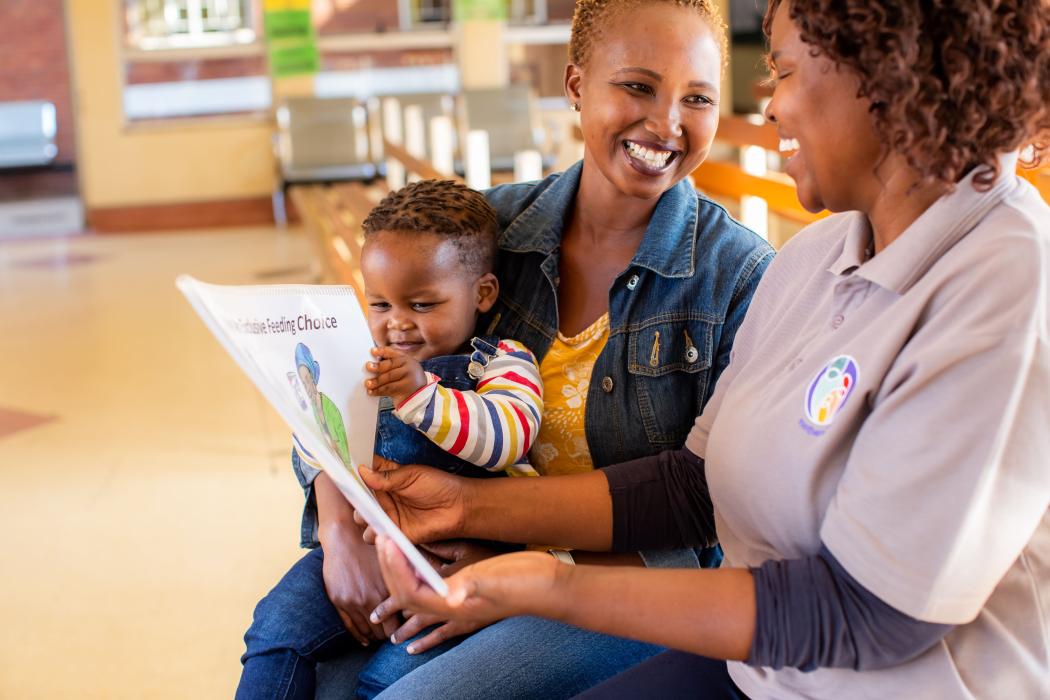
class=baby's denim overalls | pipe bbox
[292,337,505,549]
[238,340,507,699]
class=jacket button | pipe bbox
[601,376,614,393]
[626,274,640,290]
[685,346,699,363]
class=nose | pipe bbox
[763,97,778,125]
[386,314,415,331]
[644,96,683,141]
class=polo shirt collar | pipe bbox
[838,152,1020,294]
[499,160,698,279]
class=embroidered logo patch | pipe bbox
[801,355,858,433]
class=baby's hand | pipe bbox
[365,347,428,406]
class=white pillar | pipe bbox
[740,144,768,240]
[465,129,491,190]
[513,150,543,183]
[429,115,455,176]
[403,105,426,182]
[382,97,405,190]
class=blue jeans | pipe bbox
[323,616,661,699]
[240,549,663,700]
[306,548,710,699]
[573,651,748,699]
[237,549,371,700]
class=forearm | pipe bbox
[536,565,755,659]
[463,470,613,550]
[603,448,716,551]
[315,471,360,542]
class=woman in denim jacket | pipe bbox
[289,2,773,698]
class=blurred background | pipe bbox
[0,1,1046,697]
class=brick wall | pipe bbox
[0,0,76,164]
[317,0,401,35]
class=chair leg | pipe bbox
[272,185,288,229]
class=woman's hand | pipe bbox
[369,540,506,653]
[357,457,471,544]
[374,534,561,630]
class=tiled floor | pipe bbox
[0,227,317,697]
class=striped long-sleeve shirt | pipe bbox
[394,339,542,477]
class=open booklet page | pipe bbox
[176,275,449,597]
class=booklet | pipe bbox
[176,275,449,596]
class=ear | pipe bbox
[474,272,499,314]
[564,63,583,107]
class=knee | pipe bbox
[243,549,334,658]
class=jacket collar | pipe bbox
[499,160,699,279]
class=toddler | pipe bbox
[236,179,542,700]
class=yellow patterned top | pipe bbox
[530,313,610,476]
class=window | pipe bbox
[125,0,255,50]
[508,0,547,24]
[400,0,453,29]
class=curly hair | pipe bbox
[569,0,728,69]
[362,179,499,276]
[763,0,1050,191]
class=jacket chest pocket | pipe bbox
[627,319,714,446]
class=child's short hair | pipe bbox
[362,179,499,276]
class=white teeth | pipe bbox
[626,140,673,168]
[779,138,800,154]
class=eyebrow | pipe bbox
[613,67,718,90]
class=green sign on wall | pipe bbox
[453,0,508,21]
[263,0,319,78]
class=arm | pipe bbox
[360,445,710,551]
[360,460,614,549]
[394,340,543,471]
[313,471,397,644]
[374,538,952,669]
[374,536,756,660]
[750,544,953,671]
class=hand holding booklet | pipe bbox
[177,275,449,596]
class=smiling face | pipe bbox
[764,3,883,213]
[361,230,498,361]
[566,2,722,201]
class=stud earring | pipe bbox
[571,103,580,112]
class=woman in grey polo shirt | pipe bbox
[363,0,1050,698]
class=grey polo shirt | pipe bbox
[687,154,1050,699]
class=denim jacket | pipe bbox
[482,161,774,467]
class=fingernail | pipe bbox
[369,611,380,623]
[390,634,397,644]
[360,640,369,647]
[406,645,417,655]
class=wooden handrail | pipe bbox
[382,139,462,183]
[714,115,779,151]
[691,161,826,225]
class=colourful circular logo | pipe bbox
[804,355,859,427]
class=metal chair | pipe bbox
[272,97,377,227]
[0,101,58,169]
[458,85,548,172]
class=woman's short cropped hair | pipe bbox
[764,0,1050,190]
[569,0,728,69]
[362,179,499,276]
